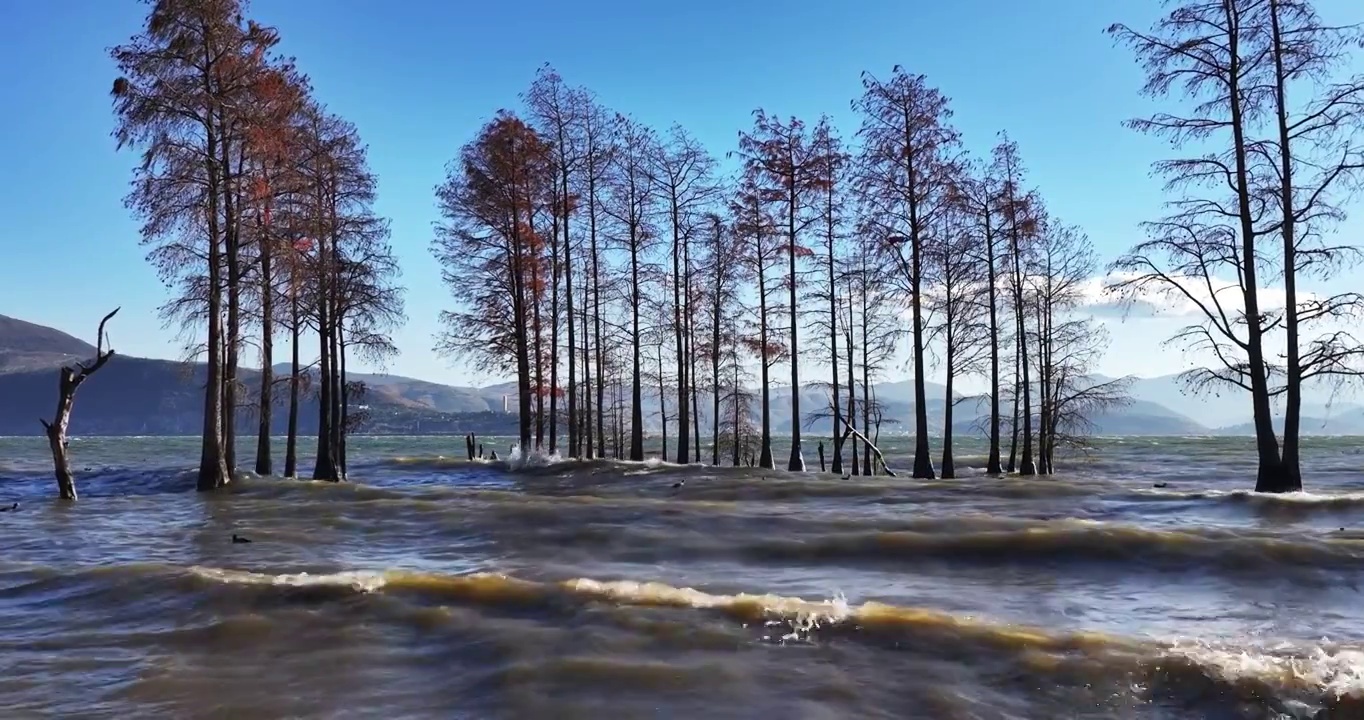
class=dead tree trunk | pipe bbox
[39,308,119,501]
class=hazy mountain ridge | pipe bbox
[1,315,1355,436]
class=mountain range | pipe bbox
[2,313,1361,437]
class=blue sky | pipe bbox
[2,0,1360,387]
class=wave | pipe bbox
[1128,487,1364,510]
[745,520,1364,573]
[181,565,1363,715]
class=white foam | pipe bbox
[189,566,389,593]
[1166,639,1364,698]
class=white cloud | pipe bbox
[1078,272,1315,321]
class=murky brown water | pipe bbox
[1,436,1363,719]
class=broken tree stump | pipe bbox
[39,307,119,501]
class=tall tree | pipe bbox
[525,65,588,458]
[111,0,279,491]
[809,118,850,474]
[854,67,961,479]
[1108,2,1287,490]
[994,137,1038,476]
[927,203,988,479]
[434,112,552,454]
[699,213,748,466]
[241,59,309,477]
[654,125,720,464]
[952,165,1006,474]
[602,115,660,462]
[1255,0,1364,488]
[732,169,785,469]
[1031,221,1127,472]
[738,111,824,471]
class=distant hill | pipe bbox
[1093,372,1361,430]
[0,314,97,373]
[0,313,1306,438]
[1213,407,1364,436]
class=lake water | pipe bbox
[1,435,1363,719]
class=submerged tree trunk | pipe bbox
[846,322,859,477]
[1267,0,1303,493]
[40,309,119,501]
[221,126,241,479]
[285,291,301,478]
[657,344,669,460]
[549,211,561,455]
[255,211,274,476]
[590,181,606,459]
[338,321,349,480]
[984,211,1003,475]
[757,260,774,471]
[785,193,803,473]
[672,197,689,464]
[582,289,593,459]
[532,257,545,451]
[942,324,956,479]
[563,184,576,458]
[198,113,231,493]
[629,240,645,462]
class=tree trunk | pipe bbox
[984,208,1003,475]
[686,233,701,464]
[1007,351,1020,473]
[629,239,645,462]
[590,178,606,459]
[198,112,230,492]
[44,412,77,501]
[285,290,300,478]
[39,309,118,501]
[1268,0,1304,492]
[1004,174,1035,476]
[828,208,843,475]
[221,123,241,478]
[846,320,859,477]
[711,257,723,467]
[757,251,774,471]
[786,182,803,472]
[582,283,593,459]
[313,292,336,480]
[338,321,349,480]
[672,196,689,464]
[1220,1,1288,492]
[532,255,545,451]
[563,174,576,459]
[942,324,956,479]
[658,344,669,460]
[549,208,560,455]
[860,253,872,475]
[255,194,274,476]
[732,352,742,467]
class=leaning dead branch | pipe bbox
[39,307,120,500]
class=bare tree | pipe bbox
[738,111,826,471]
[1255,0,1364,486]
[854,67,962,479]
[952,163,1007,474]
[39,309,120,500]
[602,114,661,461]
[654,125,720,463]
[1107,1,1289,491]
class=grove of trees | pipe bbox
[110,0,404,489]
[432,62,1128,480]
[102,0,1364,494]
[1107,0,1364,492]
